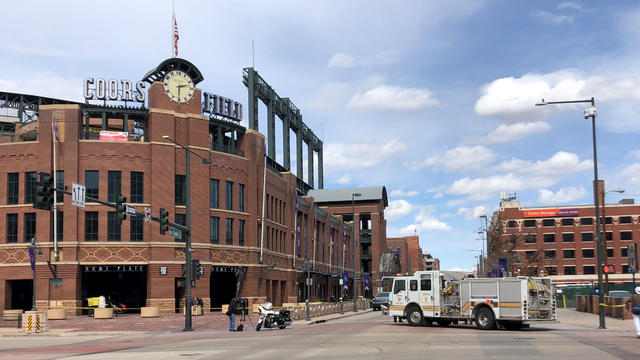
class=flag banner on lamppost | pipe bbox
[28,247,36,271]
[342,270,349,290]
[498,258,507,278]
[364,274,370,291]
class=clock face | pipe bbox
[163,70,194,103]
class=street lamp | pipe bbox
[304,257,311,321]
[30,238,44,311]
[465,249,482,276]
[535,97,607,329]
[352,192,361,312]
[162,135,212,332]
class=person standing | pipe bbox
[626,287,640,338]
[227,297,238,331]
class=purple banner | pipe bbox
[557,208,579,217]
[498,258,506,277]
[343,270,349,290]
[364,274,370,290]
[28,247,35,271]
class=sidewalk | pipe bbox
[553,308,632,332]
[0,308,372,336]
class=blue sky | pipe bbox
[2,1,640,271]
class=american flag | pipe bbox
[173,18,179,57]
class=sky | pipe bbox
[2,1,640,271]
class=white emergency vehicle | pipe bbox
[386,271,556,330]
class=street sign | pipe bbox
[144,207,151,224]
[71,182,85,208]
[125,204,136,215]
[306,278,313,286]
[339,279,343,285]
[170,228,182,240]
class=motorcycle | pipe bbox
[255,302,291,331]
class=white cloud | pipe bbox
[537,186,587,204]
[618,163,640,187]
[0,73,82,102]
[457,206,489,221]
[532,10,574,24]
[401,209,451,233]
[410,146,496,172]
[323,139,406,173]
[474,70,640,121]
[486,121,551,143]
[328,53,356,68]
[347,85,439,111]
[446,151,591,201]
[333,174,351,184]
[389,189,419,197]
[385,199,413,221]
[557,2,582,11]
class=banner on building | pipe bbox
[100,131,128,141]
[522,208,579,218]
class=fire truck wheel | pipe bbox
[475,307,496,330]
[406,306,423,326]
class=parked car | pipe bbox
[608,290,632,298]
[371,292,390,311]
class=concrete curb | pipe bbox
[294,308,374,326]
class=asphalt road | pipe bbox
[2,310,639,360]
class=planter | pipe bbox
[94,308,113,319]
[2,309,23,321]
[141,307,159,318]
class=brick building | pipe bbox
[492,183,639,284]
[386,235,427,275]
[0,58,369,314]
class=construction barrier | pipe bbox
[22,311,46,334]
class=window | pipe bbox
[580,217,593,225]
[508,220,516,228]
[175,175,186,205]
[130,217,143,242]
[525,234,537,243]
[544,250,556,259]
[564,266,576,275]
[393,279,406,294]
[85,171,99,200]
[621,231,632,241]
[409,280,418,291]
[24,213,36,242]
[542,219,555,227]
[545,266,557,275]
[210,217,219,244]
[56,171,64,203]
[525,250,537,259]
[210,179,219,208]
[420,279,432,291]
[543,233,555,243]
[108,171,121,202]
[582,249,594,258]
[226,218,233,245]
[85,212,99,241]
[6,214,18,243]
[25,171,36,204]
[562,233,574,242]
[563,249,575,259]
[623,265,630,273]
[107,212,121,241]
[561,218,574,226]
[239,219,245,246]
[583,265,595,275]
[605,231,612,241]
[524,219,536,228]
[620,216,632,224]
[130,172,144,203]
[7,173,19,204]
[581,232,593,242]
[239,184,245,212]
[621,247,628,257]
[226,181,233,210]
[604,217,612,225]
[607,248,614,258]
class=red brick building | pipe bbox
[386,235,427,275]
[493,184,639,284]
[0,58,378,314]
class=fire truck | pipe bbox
[385,271,556,330]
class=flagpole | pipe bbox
[52,113,58,261]
[172,0,175,58]
[259,149,267,264]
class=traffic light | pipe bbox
[603,264,615,274]
[192,259,201,280]
[33,172,54,210]
[159,208,169,235]
[115,195,127,223]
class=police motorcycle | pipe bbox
[255,302,291,331]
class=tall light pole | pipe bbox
[352,192,361,312]
[29,238,43,311]
[162,135,212,331]
[465,249,482,276]
[535,97,606,329]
